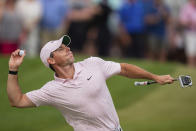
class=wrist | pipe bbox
[9,67,18,71]
[151,74,158,81]
[8,70,18,75]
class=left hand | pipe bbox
[9,49,26,71]
[153,75,174,85]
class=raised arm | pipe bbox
[119,63,174,85]
[7,49,35,108]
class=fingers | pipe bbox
[166,79,173,84]
[164,75,174,84]
[11,49,26,57]
[11,49,20,57]
[156,75,174,85]
[9,49,26,70]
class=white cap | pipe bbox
[40,35,71,67]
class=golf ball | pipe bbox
[19,50,24,56]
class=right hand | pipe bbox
[153,75,174,85]
[9,49,26,71]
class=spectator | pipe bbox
[145,0,170,62]
[107,0,125,57]
[85,0,112,56]
[0,0,24,55]
[67,0,95,53]
[16,0,42,57]
[118,0,147,58]
[40,0,69,48]
[164,0,187,64]
[180,0,196,67]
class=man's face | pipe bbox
[51,44,74,67]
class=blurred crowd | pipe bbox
[0,0,196,67]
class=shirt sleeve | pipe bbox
[26,87,50,107]
[89,57,121,79]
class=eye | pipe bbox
[55,47,63,51]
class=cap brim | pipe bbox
[62,35,71,46]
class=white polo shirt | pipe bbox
[26,57,121,131]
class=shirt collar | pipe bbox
[54,63,83,83]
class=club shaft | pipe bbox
[135,79,178,86]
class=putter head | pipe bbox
[179,75,192,88]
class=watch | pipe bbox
[9,70,18,75]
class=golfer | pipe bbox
[7,35,174,131]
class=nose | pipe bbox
[65,46,70,51]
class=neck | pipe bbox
[55,64,75,79]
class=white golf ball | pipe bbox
[19,50,24,56]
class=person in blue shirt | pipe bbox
[145,0,170,62]
[118,0,147,58]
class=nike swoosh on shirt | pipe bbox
[87,76,92,80]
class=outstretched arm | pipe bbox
[119,63,174,85]
[7,49,35,108]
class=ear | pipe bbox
[47,57,55,65]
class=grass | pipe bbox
[0,55,195,131]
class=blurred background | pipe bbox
[0,0,196,67]
[0,0,196,131]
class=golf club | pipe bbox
[134,75,192,88]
